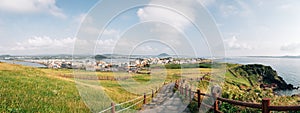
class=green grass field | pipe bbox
[0,62,89,112]
[0,62,211,112]
[2,62,298,113]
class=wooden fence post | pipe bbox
[197,89,201,108]
[211,85,222,112]
[262,98,270,113]
[175,80,178,89]
[213,93,219,112]
[189,87,192,101]
[152,89,154,98]
[111,102,115,113]
[143,93,147,104]
[185,85,188,98]
[179,84,181,94]
[180,86,183,95]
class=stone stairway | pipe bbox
[141,83,191,113]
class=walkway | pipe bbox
[140,83,191,113]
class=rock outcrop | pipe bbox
[230,64,295,90]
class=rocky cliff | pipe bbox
[229,64,295,90]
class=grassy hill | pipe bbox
[0,62,213,112]
[0,62,90,112]
[1,61,299,112]
[219,63,300,112]
[227,64,294,90]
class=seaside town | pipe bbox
[0,54,211,72]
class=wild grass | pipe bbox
[0,62,89,112]
[4,62,297,113]
[0,62,211,112]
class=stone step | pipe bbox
[141,83,191,113]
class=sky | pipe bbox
[0,0,300,56]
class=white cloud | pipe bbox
[94,29,120,54]
[95,38,119,54]
[220,4,239,17]
[97,39,116,47]
[137,7,190,30]
[218,1,254,18]
[137,0,198,31]
[134,0,201,56]
[102,29,119,36]
[133,45,173,55]
[0,0,66,19]
[224,36,252,50]
[81,26,99,35]
[281,43,300,51]
[12,36,75,52]
[77,14,105,36]
[236,1,253,17]
[198,0,216,7]
[75,13,93,24]
[83,28,119,40]
[279,4,293,10]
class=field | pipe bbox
[0,62,89,112]
[2,62,299,113]
[0,62,211,112]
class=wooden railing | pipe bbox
[61,74,132,81]
[98,81,171,113]
[175,80,300,113]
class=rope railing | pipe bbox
[98,81,172,113]
[115,95,144,106]
[99,106,113,113]
[175,79,300,113]
[116,99,144,113]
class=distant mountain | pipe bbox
[246,55,300,59]
[158,53,170,57]
[95,55,107,60]
[0,55,11,57]
[102,54,122,56]
[281,55,300,58]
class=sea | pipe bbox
[0,60,47,68]
[218,57,300,96]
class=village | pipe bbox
[17,56,211,72]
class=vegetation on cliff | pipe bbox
[218,63,300,112]
[228,64,295,90]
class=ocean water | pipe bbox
[219,57,300,96]
[0,60,47,68]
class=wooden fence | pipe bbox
[99,81,171,113]
[175,80,300,113]
[58,74,131,81]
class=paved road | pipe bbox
[140,83,191,113]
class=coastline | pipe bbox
[2,58,300,96]
[217,57,300,96]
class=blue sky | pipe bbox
[1,0,300,56]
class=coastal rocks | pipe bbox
[231,64,296,90]
[292,94,300,97]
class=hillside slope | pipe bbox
[227,64,295,90]
[0,62,89,112]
